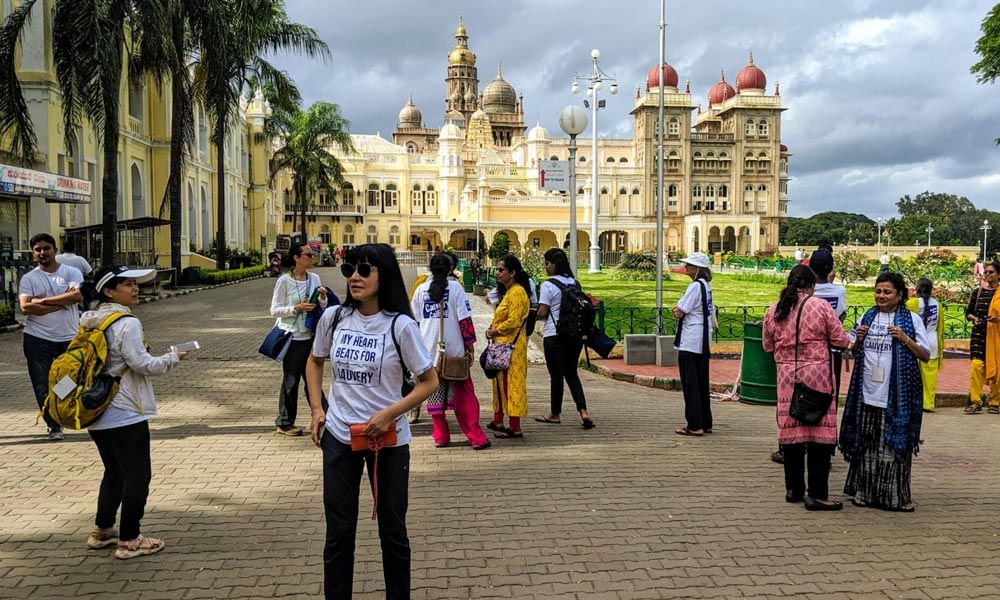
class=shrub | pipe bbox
[731,272,786,285]
[0,303,13,325]
[487,232,510,261]
[517,246,544,282]
[611,252,666,282]
[834,250,874,284]
[197,265,266,284]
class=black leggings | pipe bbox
[543,336,587,415]
[89,420,152,540]
[783,442,834,500]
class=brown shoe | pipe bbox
[276,425,303,436]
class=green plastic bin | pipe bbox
[457,259,473,293]
[738,321,777,405]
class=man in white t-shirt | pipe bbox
[18,233,84,440]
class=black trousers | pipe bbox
[783,442,834,500]
[322,432,410,600]
[277,338,313,427]
[678,350,712,431]
[23,333,70,431]
[543,336,587,415]
[89,420,152,541]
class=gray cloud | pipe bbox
[272,0,1000,216]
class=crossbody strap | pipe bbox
[438,300,446,353]
[697,279,710,355]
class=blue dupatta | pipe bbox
[839,307,924,459]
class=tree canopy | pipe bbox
[972,3,1000,144]
[780,212,876,246]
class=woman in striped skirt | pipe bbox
[839,272,930,512]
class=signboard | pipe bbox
[538,160,570,192]
[0,164,92,203]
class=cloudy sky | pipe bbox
[271,0,1000,219]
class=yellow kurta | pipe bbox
[490,284,529,417]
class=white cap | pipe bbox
[679,252,711,269]
[96,265,157,291]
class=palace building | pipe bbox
[279,18,789,256]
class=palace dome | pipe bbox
[448,19,475,66]
[527,122,549,142]
[397,94,421,128]
[646,63,679,91]
[482,66,517,114]
[735,53,766,92]
[439,122,463,140]
[708,71,736,105]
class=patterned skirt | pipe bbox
[843,403,912,509]
[425,380,454,416]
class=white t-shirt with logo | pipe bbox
[538,275,577,339]
[312,306,433,446]
[411,279,473,357]
[851,310,929,408]
[914,298,939,358]
[674,279,714,354]
[18,264,84,342]
[814,282,847,320]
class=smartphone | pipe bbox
[171,341,200,353]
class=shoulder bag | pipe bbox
[435,300,470,381]
[481,320,524,372]
[788,297,835,426]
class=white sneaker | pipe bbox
[48,429,64,441]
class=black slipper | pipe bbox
[493,427,523,439]
[582,419,596,430]
[675,427,704,437]
[486,421,502,432]
[534,416,561,424]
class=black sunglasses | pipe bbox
[341,263,376,278]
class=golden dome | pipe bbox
[482,64,516,114]
[449,47,476,66]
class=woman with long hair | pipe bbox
[763,265,850,510]
[672,252,715,436]
[964,260,1000,413]
[269,242,328,436]
[534,247,594,429]
[411,253,490,450]
[82,265,187,559]
[906,278,944,412]
[305,243,438,599]
[840,271,930,512]
[486,254,531,439]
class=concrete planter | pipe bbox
[623,334,657,365]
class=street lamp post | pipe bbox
[476,168,485,256]
[559,106,588,271]
[925,224,933,248]
[572,49,617,274]
[983,219,992,264]
[876,217,883,259]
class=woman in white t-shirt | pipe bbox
[840,272,930,512]
[411,253,490,450]
[269,243,328,436]
[672,252,715,437]
[905,278,943,412]
[305,243,437,600]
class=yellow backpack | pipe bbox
[43,312,132,429]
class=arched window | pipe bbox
[667,150,680,169]
[619,157,628,163]
[758,119,769,136]
[632,188,640,195]
[389,225,400,246]
[578,187,585,194]
[579,156,586,162]
[366,225,378,244]
[757,184,767,192]
[618,187,627,195]
[341,183,354,206]
[367,183,380,208]
[692,184,702,197]
[343,225,355,245]
[744,151,756,170]
[668,184,678,197]
[549,155,559,161]
[128,79,143,121]
[130,163,144,218]
[606,157,616,163]
[600,187,609,195]
[412,183,421,191]
[745,119,755,137]
[705,185,715,197]
[406,142,418,153]
[719,184,728,198]
[320,224,331,244]
[668,117,679,136]
[384,183,399,209]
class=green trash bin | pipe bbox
[738,321,777,405]
[457,259,473,293]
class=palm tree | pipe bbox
[268,101,353,239]
[0,0,169,266]
[195,0,328,269]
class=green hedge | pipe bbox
[197,265,265,284]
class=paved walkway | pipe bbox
[2,269,1000,599]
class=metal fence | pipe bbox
[597,302,973,342]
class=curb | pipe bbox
[0,274,269,334]
[585,362,969,407]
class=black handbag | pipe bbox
[788,298,835,426]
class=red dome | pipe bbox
[736,53,766,91]
[646,63,679,90]
[708,71,736,105]
[780,143,788,152]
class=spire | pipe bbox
[406,92,414,106]
[685,79,690,94]
[496,62,503,79]
[720,68,726,82]
[748,49,754,65]
[455,15,467,40]
[775,81,780,96]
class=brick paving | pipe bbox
[1,268,999,599]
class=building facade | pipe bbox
[279,19,789,257]
[0,0,278,267]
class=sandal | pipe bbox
[675,427,704,437]
[472,440,492,451]
[534,415,561,424]
[114,535,165,560]
[486,421,502,432]
[86,527,118,549]
[989,406,999,415]
[898,503,916,513]
[965,404,983,415]
[581,418,596,430]
[851,498,868,508]
[493,426,523,439]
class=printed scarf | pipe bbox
[839,307,923,459]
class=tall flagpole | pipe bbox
[655,0,666,333]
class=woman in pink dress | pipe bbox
[763,265,851,511]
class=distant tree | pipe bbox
[972,3,1000,144]
[780,212,876,246]
[487,232,510,261]
[833,250,874,284]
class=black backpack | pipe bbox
[549,279,596,342]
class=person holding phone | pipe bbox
[965,260,1000,414]
[269,242,328,436]
[82,265,187,559]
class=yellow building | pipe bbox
[279,19,789,257]
[0,1,278,268]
